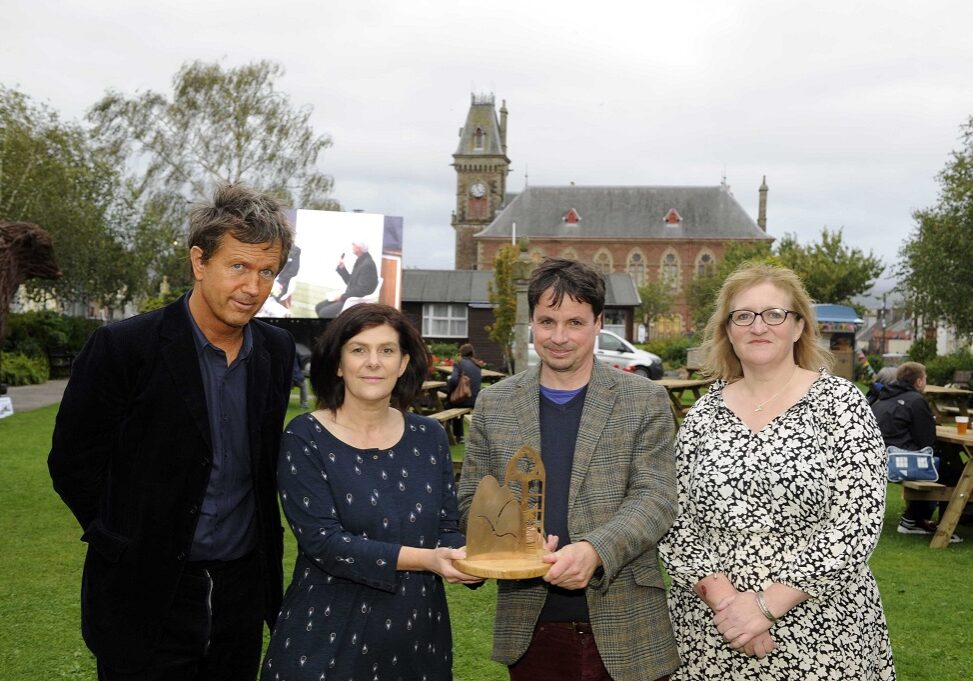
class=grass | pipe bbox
[2,396,971,680]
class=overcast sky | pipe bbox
[5,0,973,293]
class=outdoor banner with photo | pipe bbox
[257,210,403,319]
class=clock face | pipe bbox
[469,181,486,198]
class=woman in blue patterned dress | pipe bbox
[660,264,895,680]
[261,304,481,681]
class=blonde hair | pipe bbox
[700,262,833,380]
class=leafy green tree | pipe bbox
[635,279,675,340]
[900,116,973,337]
[486,244,518,372]
[1,86,136,310]
[88,59,341,293]
[776,228,883,306]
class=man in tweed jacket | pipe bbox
[458,258,680,681]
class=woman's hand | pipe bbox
[402,546,483,585]
[741,631,777,658]
[713,592,773,650]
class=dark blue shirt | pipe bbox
[537,384,589,623]
[185,294,257,561]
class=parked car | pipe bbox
[528,329,664,379]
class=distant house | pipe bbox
[401,269,641,369]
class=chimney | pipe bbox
[757,176,768,231]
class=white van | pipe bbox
[528,329,664,379]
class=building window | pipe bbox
[560,247,579,260]
[593,249,613,275]
[474,127,484,150]
[530,247,546,263]
[696,251,715,277]
[627,250,646,286]
[661,251,681,292]
[422,303,468,338]
[655,314,684,337]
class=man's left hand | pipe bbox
[542,540,602,590]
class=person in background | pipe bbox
[314,240,378,319]
[660,262,895,680]
[458,257,679,681]
[291,352,309,409]
[261,303,479,681]
[865,366,899,405]
[871,361,962,543]
[444,342,482,443]
[49,183,295,681]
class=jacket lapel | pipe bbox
[247,326,272,467]
[160,297,211,451]
[567,362,617,510]
[512,365,543,464]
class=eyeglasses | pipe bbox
[728,308,801,327]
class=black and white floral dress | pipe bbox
[660,371,896,680]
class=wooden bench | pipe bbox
[902,481,954,502]
[429,407,472,445]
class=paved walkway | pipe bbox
[3,379,68,413]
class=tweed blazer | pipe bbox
[48,295,294,672]
[458,360,681,680]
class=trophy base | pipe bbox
[455,550,550,580]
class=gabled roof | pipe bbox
[402,269,640,307]
[454,94,506,157]
[476,185,773,240]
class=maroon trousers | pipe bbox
[509,622,670,681]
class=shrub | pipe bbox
[428,342,460,359]
[643,335,699,366]
[925,349,973,386]
[0,352,49,386]
[867,354,884,374]
[908,337,937,364]
[3,311,101,357]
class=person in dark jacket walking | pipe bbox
[444,343,482,443]
[871,361,962,543]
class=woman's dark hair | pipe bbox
[458,343,475,358]
[309,303,429,411]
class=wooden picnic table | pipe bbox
[417,380,447,413]
[903,425,973,548]
[435,365,507,383]
[654,377,715,419]
[923,384,972,423]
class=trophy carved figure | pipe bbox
[456,446,550,579]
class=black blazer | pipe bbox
[48,295,294,672]
[336,250,378,301]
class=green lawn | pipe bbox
[2,399,971,680]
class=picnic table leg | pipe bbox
[930,456,973,548]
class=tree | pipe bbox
[0,86,136,310]
[635,279,675,339]
[88,59,341,293]
[900,116,973,337]
[486,244,518,372]
[776,228,883,306]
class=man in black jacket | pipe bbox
[49,183,296,679]
[871,361,962,543]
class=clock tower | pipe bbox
[452,94,511,269]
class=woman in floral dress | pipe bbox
[660,264,895,680]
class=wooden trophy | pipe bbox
[455,446,550,579]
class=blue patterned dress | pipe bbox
[261,412,464,681]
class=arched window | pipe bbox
[696,251,715,277]
[560,247,579,261]
[627,250,646,286]
[593,249,613,275]
[661,251,681,292]
[530,248,546,264]
[474,127,484,150]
